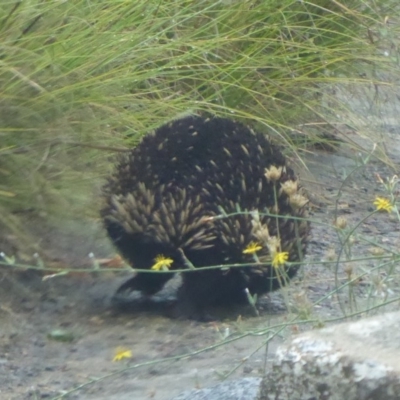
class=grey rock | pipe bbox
[170,377,262,400]
[259,311,400,400]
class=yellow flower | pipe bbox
[373,197,393,212]
[113,347,132,362]
[151,255,173,271]
[243,241,262,254]
[272,251,289,268]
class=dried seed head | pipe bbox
[335,216,347,230]
[265,165,283,182]
[324,248,336,261]
[368,247,385,256]
[289,193,308,209]
[348,235,356,245]
[267,236,281,254]
[343,262,354,278]
[253,225,271,243]
[271,204,280,214]
[280,180,298,196]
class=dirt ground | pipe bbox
[1,129,400,400]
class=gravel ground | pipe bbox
[1,127,400,400]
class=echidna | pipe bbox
[102,116,310,318]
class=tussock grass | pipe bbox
[0,0,399,247]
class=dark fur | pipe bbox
[102,116,310,318]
